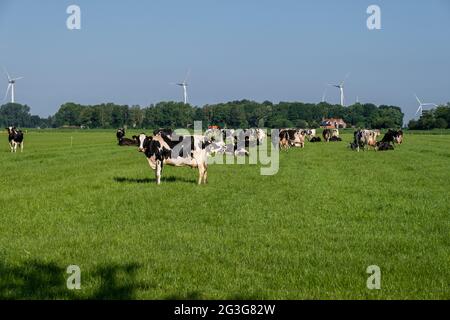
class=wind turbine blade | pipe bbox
[12,77,24,81]
[415,104,424,115]
[184,68,191,84]
[3,83,11,101]
[2,67,11,81]
[414,94,422,105]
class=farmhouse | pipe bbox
[321,118,347,129]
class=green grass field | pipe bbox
[0,129,449,300]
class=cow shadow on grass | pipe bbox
[0,260,152,300]
[114,176,196,184]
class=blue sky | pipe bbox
[0,0,449,122]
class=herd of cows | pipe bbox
[3,126,403,185]
[115,126,405,185]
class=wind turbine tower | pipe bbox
[329,73,350,106]
[172,69,191,105]
[3,68,24,103]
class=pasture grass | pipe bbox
[0,129,449,299]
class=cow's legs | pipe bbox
[202,164,208,184]
[155,160,162,185]
[198,165,204,185]
[198,162,208,185]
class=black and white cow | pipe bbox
[381,129,403,145]
[116,128,126,141]
[116,128,139,146]
[138,131,211,185]
[6,127,24,153]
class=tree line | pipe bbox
[408,104,450,130]
[1,100,410,130]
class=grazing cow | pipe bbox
[138,131,211,185]
[323,129,340,142]
[6,127,24,153]
[116,128,139,146]
[309,136,322,143]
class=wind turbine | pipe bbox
[414,94,437,117]
[329,73,350,106]
[172,69,190,104]
[3,68,24,103]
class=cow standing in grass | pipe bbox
[351,129,381,152]
[138,131,211,185]
[6,127,24,153]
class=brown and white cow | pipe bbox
[138,131,211,185]
[322,129,340,142]
[351,129,380,152]
[279,129,306,148]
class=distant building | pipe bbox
[321,118,347,129]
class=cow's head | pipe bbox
[138,133,151,152]
[116,128,125,140]
[394,130,404,144]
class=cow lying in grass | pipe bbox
[116,128,139,146]
[6,127,24,153]
[375,141,395,151]
[323,129,340,142]
[279,129,306,149]
[381,129,403,145]
[138,131,211,185]
[351,129,399,152]
[309,136,322,143]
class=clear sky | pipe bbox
[0,0,449,122]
